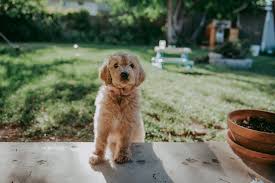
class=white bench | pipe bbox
[152,40,194,69]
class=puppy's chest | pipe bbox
[110,95,138,110]
[109,96,121,106]
[106,96,138,128]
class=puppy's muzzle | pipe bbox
[120,71,129,80]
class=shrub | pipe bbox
[193,55,209,64]
[0,0,165,45]
[214,41,250,59]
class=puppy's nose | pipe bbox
[120,71,129,80]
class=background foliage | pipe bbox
[0,0,263,45]
[0,0,164,44]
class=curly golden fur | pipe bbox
[89,53,145,165]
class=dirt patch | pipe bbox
[145,112,160,121]
[0,124,87,142]
[0,124,24,141]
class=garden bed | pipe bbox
[209,41,253,69]
[209,53,253,69]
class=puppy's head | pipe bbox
[99,53,145,88]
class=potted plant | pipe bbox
[209,41,253,69]
[227,109,275,163]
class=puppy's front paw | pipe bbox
[114,153,130,164]
[89,153,104,165]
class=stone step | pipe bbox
[0,142,273,183]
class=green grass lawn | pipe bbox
[0,43,274,142]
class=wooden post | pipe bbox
[229,28,239,42]
[209,22,216,49]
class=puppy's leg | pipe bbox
[90,128,109,165]
[114,126,132,164]
[109,142,117,160]
[131,118,145,143]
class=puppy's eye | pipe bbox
[114,63,118,68]
[130,64,135,68]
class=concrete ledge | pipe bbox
[0,142,274,183]
[209,58,253,69]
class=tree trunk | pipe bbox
[167,0,184,45]
[167,0,175,44]
[191,13,207,42]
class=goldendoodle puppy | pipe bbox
[89,52,145,165]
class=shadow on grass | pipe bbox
[197,56,275,78]
[0,58,76,98]
[19,80,99,128]
[196,64,275,96]
[191,58,275,97]
[52,81,98,101]
[0,58,77,124]
[78,43,154,62]
[20,91,43,127]
[165,69,213,76]
[0,44,49,57]
[220,95,253,107]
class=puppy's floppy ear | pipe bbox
[135,59,145,86]
[99,61,112,85]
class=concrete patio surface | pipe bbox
[0,142,274,183]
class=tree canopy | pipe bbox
[101,0,262,20]
[0,0,45,18]
[99,0,262,43]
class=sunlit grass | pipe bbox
[0,43,274,142]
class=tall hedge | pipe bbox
[0,0,164,45]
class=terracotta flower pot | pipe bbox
[227,109,275,155]
[227,131,275,164]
